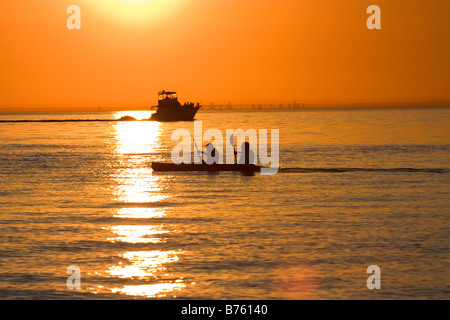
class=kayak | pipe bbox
[152,162,262,172]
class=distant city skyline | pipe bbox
[1,100,448,113]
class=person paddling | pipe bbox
[239,142,255,165]
[204,143,218,165]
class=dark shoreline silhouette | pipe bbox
[0,117,150,123]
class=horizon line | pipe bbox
[0,101,449,113]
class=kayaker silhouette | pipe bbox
[204,143,218,165]
[239,142,255,165]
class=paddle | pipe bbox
[229,134,237,164]
[193,136,203,164]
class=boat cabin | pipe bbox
[158,91,177,101]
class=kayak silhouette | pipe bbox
[151,162,263,172]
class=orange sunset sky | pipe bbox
[0,0,449,111]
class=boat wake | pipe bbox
[0,118,139,123]
[279,167,448,174]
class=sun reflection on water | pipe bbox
[107,250,186,298]
[101,119,187,298]
[107,250,182,279]
[113,207,166,219]
[113,116,160,154]
[114,110,155,121]
[111,283,186,299]
[107,225,170,244]
[112,119,165,202]
[112,119,169,204]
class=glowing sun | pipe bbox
[86,0,184,25]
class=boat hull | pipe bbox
[150,106,200,122]
[152,162,262,172]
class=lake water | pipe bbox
[0,108,449,299]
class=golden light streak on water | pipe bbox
[111,282,186,299]
[103,118,187,298]
[107,250,182,279]
[107,225,169,244]
[113,207,166,219]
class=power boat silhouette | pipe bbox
[150,91,200,122]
